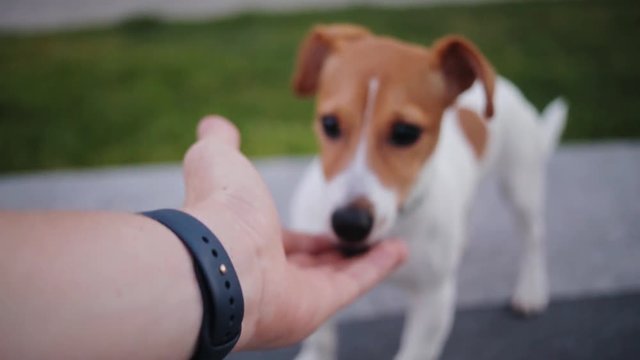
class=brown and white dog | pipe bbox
[289,24,567,360]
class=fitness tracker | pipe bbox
[142,209,244,360]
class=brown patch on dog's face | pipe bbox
[311,38,449,203]
[293,25,495,206]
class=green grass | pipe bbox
[0,0,638,172]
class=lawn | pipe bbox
[0,0,638,173]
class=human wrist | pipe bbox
[133,211,204,357]
[180,205,263,352]
[142,208,246,358]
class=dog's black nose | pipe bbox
[331,205,373,243]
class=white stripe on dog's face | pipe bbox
[324,77,398,242]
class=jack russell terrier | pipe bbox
[288,24,567,360]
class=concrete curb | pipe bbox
[1,0,514,32]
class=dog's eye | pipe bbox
[321,114,341,139]
[390,122,422,147]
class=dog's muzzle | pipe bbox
[331,204,374,257]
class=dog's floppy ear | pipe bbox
[292,24,371,97]
[431,36,496,118]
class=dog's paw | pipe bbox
[294,343,336,360]
[510,257,549,316]
[510,294,548,317]
[294,350,332,360]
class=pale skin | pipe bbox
[0,116,408,360]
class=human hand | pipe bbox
[181,115,407,351]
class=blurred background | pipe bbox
[1,0,639,359]
[1,0,638,172]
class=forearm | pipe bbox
[0,211,201,360]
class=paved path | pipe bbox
[0,0,496,32]
[1,142,639,321]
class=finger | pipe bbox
[290,239,408,327]
[332,240,408,298]
[288,253,316,267]
[282,230,335,254]
[197,115,240,149]
[289,249,343,268]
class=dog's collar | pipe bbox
[399,191,427,218]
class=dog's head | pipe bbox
[292,24,495,251]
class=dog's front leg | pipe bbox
[394,279,456,360]
[294,319,338,360]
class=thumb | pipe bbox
[197,115,240,149]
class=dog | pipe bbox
[288,24,568,360]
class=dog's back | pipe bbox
[453,77,568,178]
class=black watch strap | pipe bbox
[142,209,244,360]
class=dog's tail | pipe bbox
[540,97,568,156]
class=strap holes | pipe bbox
[201,236,209,243]
[229,297,235,305]
[211,249,218,257]
[230,315,235,321]
[225,280,230,289]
